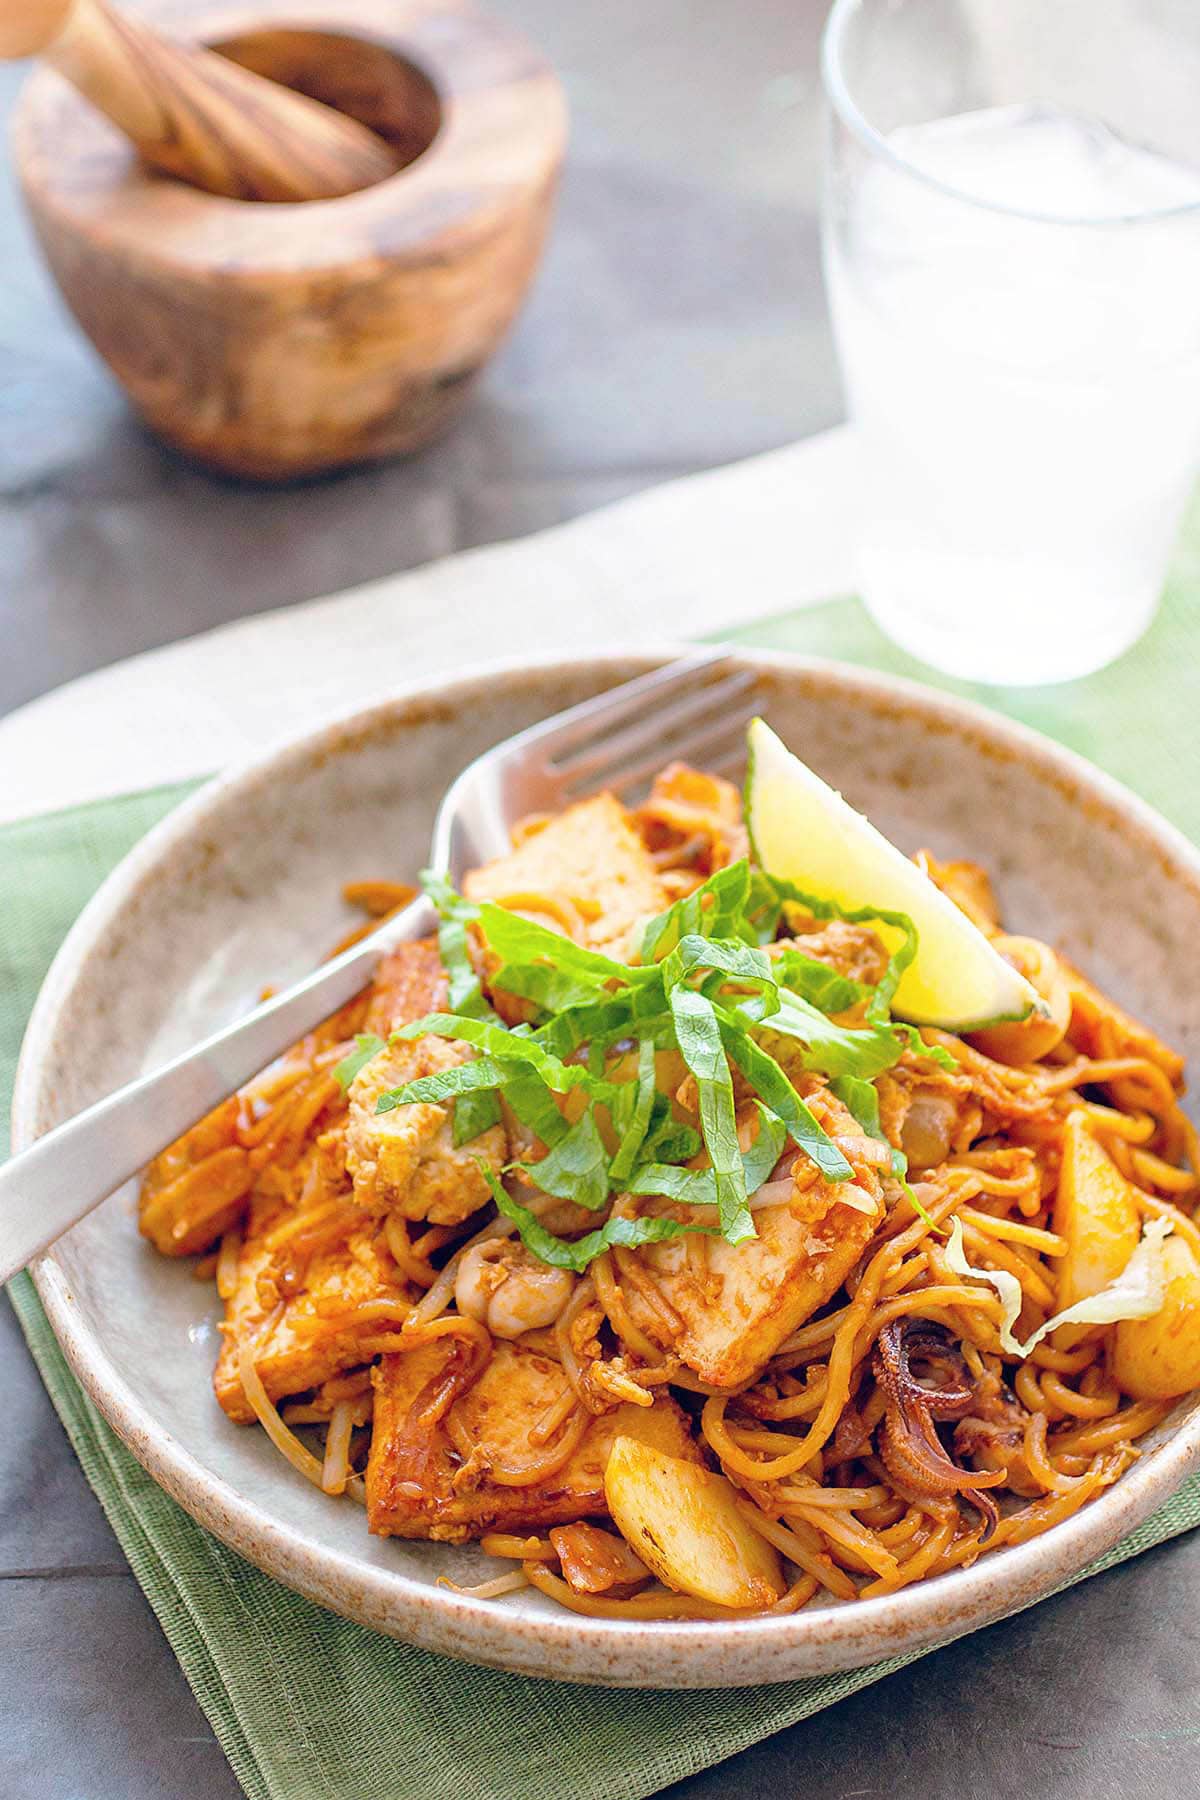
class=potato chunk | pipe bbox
[366,1339,697,1541]
[1053,1110,1141,1326]
[604,1436,784,1608]
[1113,1235,1200,1401]
[463,792,669,959]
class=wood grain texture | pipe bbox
[13,0,567,478]
[10,0,402,201]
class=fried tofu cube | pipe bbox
[366,1339,698,1541]
[214,1204,409,1423]
[363,936,448,1037]
[139,1096,256,1257]
[631,1191,880,1390]
[463,793,669,959]
[624,1093,884,1389]
[637,762,748,872]
[347,937,507,1227]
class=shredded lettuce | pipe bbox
[945,1214,1175,1357]
[479,902,646,993]
[478,1164,717,1272]
[498,1069,569,1149]
[826,1075,938,1226]
[383,1013,614,1100]
[452,1086,503,1148]
[831,1074,905,1176]
[332,1033,386,1093]
[375,1056,504,1111]
[721,1021,853,1182]
[765,874,917,1019]
[751,990,909,1081]
[640,862,756,962]
[383,857,958,1267]
[829,1072,884,1141]
[638,1099,702,1166]
[627,1104,786,1208]
[608,1039,658,1186]
[422,871,493,1019]
[660,933,777,1005]
[669,985,753,1242]
[514,1108,610,1212]
[770,947,865,1016]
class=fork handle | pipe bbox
[0,896,437,1285]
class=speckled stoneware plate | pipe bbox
[12,648,1200,1687]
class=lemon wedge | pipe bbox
[745,718,1039,1031]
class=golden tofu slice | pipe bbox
[463,792,669,959]
[366,1339,698,1541]
[625,1094,884,1389]
[363,935,448,1037]
[214,1201,409,1423]
[632,1192,880,1390]
[139,1096,255,1257]
[140,995,364,1259]
[347,936,507,1226]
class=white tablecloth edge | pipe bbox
[0,428,858,826]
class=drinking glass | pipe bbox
[821,0,1200,684]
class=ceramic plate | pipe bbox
[13,649,1200,1686]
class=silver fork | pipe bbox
[0,652,760,1282]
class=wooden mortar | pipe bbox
[13,0,567,478]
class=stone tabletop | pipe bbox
[2,2,1198,1796]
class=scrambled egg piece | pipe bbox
[346,937,507,1227]
[366,1338,697,1540]
[463,792,669,959]
[346,1038,505,1227]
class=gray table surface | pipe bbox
[2,2,1198,1795]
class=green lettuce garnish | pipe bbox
[451,1086,503,1148]
[423,872,494,1020]
[515,1108,610,1213]
[946,1214,1174,1356]
[365,859,947,1269]
[607,1039,658,1186]
[333,1033,386,1093]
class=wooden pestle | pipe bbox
[0,0,402,200]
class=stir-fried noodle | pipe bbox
[139,763,1199,1615]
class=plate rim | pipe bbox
[13,642,1200,1686]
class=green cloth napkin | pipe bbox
[3,520,1199,1800]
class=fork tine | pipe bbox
[551,665,759,785]
[519,651,735,761]
[580,701,760,802]
[701,745,750,780]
